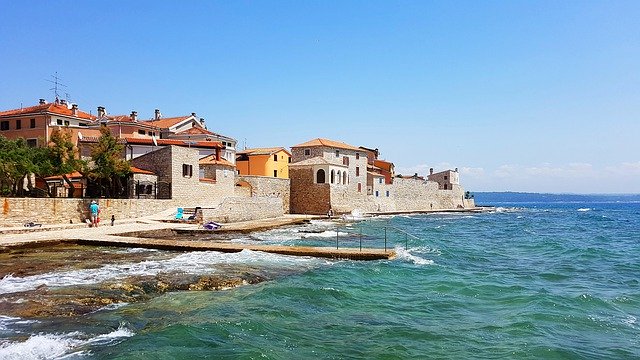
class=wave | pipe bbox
[0,324,133,359]
[394,247,434,266]
[301,230,349,238]
[0,250,323,295]
[577,208,591,212]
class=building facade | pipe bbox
[236,147,292,178]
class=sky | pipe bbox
[1,1,638,193]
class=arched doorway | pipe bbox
[317,169,326,183]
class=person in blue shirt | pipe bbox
[89,200,100,227]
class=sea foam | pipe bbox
[0,324,133,359]
[0,250,323,295]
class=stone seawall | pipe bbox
[202,197,283,223]
[0,197,176,227]
[237,176,290,213]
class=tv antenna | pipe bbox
[45,72,67,101]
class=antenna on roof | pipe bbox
[45,72,67,101]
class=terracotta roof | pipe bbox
[43,171,84,180]
[175,126,215,135]
[0,103,96,120]
[368,171,385,177]
[78,137,223,149]
[291,138,361,151]
[199,178,217,183]
[289,156,347,167]
[199,154,235,167]
[237,147,291,156]
[142,116,192,129]
[131,166,155,175]
[373,159,394,171]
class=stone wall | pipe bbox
[237,175,290,213]
[202,197,283,223]
[0,197,175,227]
[289,168,331,215]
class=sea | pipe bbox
[0,193,639,359]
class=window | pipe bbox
[443,184,448,190]
[343,156,349,166]
[331,170,335,184]
[356,153,359,160]
[316,169,326,183]
[356,167,360,176]
[335,150,340,157]
[444,175,448,180]
[304,149,310,156]
[337,170,341,184]
[288,157,291,163]
[138,130,146,135]
[16,120,21,130]
[343,172,347,184]
[0,121,8,131]
[375,191,379,197]
[182,164,193,177]
[386,191,390,197]
[30,118,36,128]
[56,119,63,125]
[379,178,383,184]
[357,183,362,192]
[64,120,69,126]
[273,170,278,177]
[26,139,37,147]
[273,154,278,162]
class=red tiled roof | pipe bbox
[236,147,291,156]
[0,103,96,120]
[175,126,215,135]
[199,154,235,167]
[131,166,154,175]
[291,138,361,151]
[125,137,223,148]
[43,171,84,180]
[141,116,192,129]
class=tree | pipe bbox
[49,129,85,197]
[89,126,131,197]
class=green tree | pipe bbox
[49,129,85,197]
[90,126,130,197]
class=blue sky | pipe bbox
[1,1,638,193]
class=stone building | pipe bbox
[427,168,459,190]
[289,138,371,214]
[289,138,474,215]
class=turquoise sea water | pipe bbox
[1,194,639,359]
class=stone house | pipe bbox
[427,168,459,190]
[289,138,370,214]
[289,138,474,214]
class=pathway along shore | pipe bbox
[0,215,396,260]
[0,208,492,260]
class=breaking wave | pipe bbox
[0,250,323,295]
[0,324,134,359]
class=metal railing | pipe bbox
[334,222,424,252]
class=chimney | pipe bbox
[39,98,46,105]
[191,112,196,118]
[455,168,458,172]
[430,168,434,175]
[199,117,205,127]
[97,106,105,118]
[154,109,161,120]
[60,99,67,106]
[130,111,138,122]
[71,104,78,116]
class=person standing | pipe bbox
[90,200,100,227]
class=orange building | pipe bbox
[0,98,99,147]
[236,147,291,178]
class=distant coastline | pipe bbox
[473,192,640,205]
